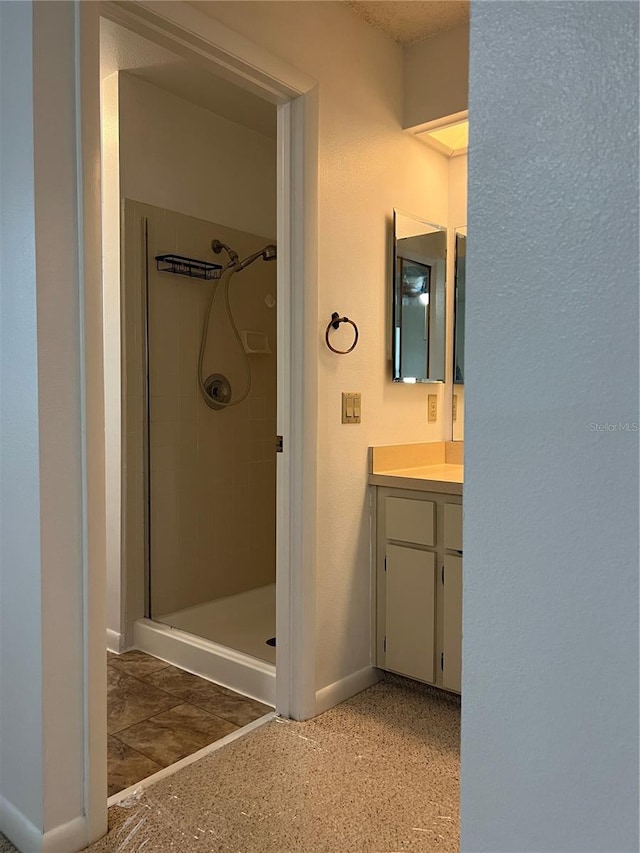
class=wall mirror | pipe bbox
[454,227,466,384]
[453,226,466,441]
[393,210,446,383]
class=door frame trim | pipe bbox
[100,0,318,712]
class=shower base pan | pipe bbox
[159,584,276,665]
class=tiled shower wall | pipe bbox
[125,201,277,619]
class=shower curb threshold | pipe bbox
[133,617,276,706]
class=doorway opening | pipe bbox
[98,3,316,801]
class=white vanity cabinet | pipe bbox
[374,487,463,693]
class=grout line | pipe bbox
[107,712,276,808]
[108,655,272,736]
[108,733,165,793]
[109,702,241,770]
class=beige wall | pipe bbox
[101,72,123,643]
[196,1,453,690]
[147,208,277,616]
[119,74,277,237]
[403,23,469,130]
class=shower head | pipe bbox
[211,239,239,267]
[211,239,276,271]
[236,244,277,271]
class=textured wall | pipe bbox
[0,1,45,829]
[462,3,639,851]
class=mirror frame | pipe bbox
[453,227,466,386]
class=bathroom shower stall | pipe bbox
[123,201,278,701]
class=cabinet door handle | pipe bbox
[441,565,444,584]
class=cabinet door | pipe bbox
[443,503,463,551]
[442,554,463,693]
[385,544,436,683]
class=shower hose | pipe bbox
[198,266,252,410]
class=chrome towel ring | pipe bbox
[325,312,359,354]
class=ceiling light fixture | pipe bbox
[412,111,469,158]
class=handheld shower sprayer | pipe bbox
[211,239,277,271]
[235,244,277,271]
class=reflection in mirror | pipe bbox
[393,210,446,383]
[454,228,466,384]
[453,227,466,442]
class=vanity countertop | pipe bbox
[368,442,463,495]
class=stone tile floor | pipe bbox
[107,650,272,797]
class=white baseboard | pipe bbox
[0,795,42,853]
[106,627,124,653]
[134,618,276,706]
[42,815,87,853]
[314,665,382,716]
[0,796,87,853]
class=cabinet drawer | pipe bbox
[443,503,462,551]
[386,496,435,546]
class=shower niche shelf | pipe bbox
[156,254,223,280]
[242,330,271,354]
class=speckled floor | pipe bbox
[86,675,460,852]
[0,835,16,853]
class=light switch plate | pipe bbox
[342,392,361,424]
[428,394,438,423]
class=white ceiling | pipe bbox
[346,0,469,45]
[99,18,277,139]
